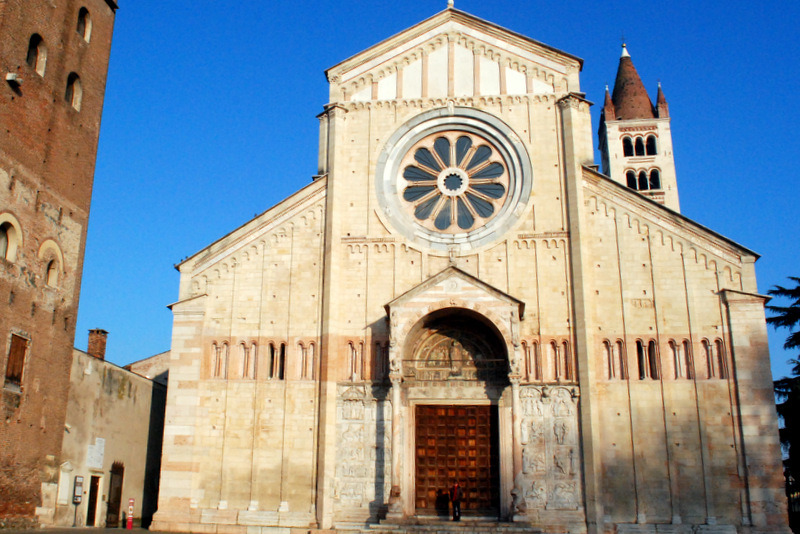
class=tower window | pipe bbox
[45,259,59,287]
[646,135,657,155]
[649,169,661,190]
[5,334,28,389]
[0,220,21,262]
[626,170,636,189]
[634,137,645,156]
[65,72,82,111]
[26,34,47,76]
[77,8,92,42]
[638,171,648,191]
[622,137,634,157]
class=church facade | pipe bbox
[152,8,788,534]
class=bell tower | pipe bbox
[598,44,680,211]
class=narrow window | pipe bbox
[703,339,713,378]
[638,171,648,191]
[277,343,285,380]
[5,334,28,388]
[532,341,541,381]
[626,170,637,189]
[301,343,309,380]
[562,341,572,380]
[77,8,92,42]
[45,259,59,287]
[0,223,9,259]
[65,72,82,111]
[239,343,248,378]
[646,135,657,155]
[649,169,661,190]
[268,343,276,379]
[683,340,694,379]
[604,341,615,379]
[248,343,257,379]
[637,340,647,379]
[671,341,682,379]
[622,137,634,157]
[26,34,47,76]
[308,342,316,380]
[616,341,627,379]
[549,341,559,381]
[635,137,645,156]
[219,343,229,379]
[715,339,728,379]
[648,341,660,379]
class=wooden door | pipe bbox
[106,462,124,527]
[86,475,101,526]
[414,405,499,516]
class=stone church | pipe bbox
[152,7,788,534]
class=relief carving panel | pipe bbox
[333,385,392,520]
[517,385,582,511]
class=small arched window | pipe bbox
[77,8,92,42]
[635,137,645,156]
[604,341,615,379]
[45,259,59,287]
[277,343,286,380]
[622,137,634,157]
[65,72,82,111]
[626,170,637,189]
[0,220,21,262]
[0,223,9,260]
[638,171,648,191]
[26,34,47,76]
[649,169,661,190]
[646,135,657,155]
[648,340,660,379]
[702,339,713,378]
[683,340,694,379]
[715,339,728,379]
[268,343,276,379]
[670,341,682,379]
[616,341,627,379]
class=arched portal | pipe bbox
[402,309,509,518]
[403,309,509,384]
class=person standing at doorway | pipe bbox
[450,481,463,521]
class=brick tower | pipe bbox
[0,0,117,525]
[598,44,680,211]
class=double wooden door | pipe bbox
[414,405,499,516]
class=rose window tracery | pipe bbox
[400,132,509,233]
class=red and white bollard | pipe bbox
[127,498,134,529]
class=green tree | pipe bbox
[767,276,800,527]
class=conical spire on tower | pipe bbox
[656,81,669,118]
[611,44,655,120]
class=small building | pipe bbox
[53,330,166,528]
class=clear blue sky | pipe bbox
[75,0,800,379]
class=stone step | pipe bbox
[363,518,548,534]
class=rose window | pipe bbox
[399,132,509,233]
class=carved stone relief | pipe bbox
[334,384,392,520]
[517,385,582,511]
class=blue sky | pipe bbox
[75,0,800,379]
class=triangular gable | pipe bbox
[385,265,525,318]
[177,176,327,275]
[582,166,758,266]
[326,8,583,102]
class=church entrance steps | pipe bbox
[332,518,553,534]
